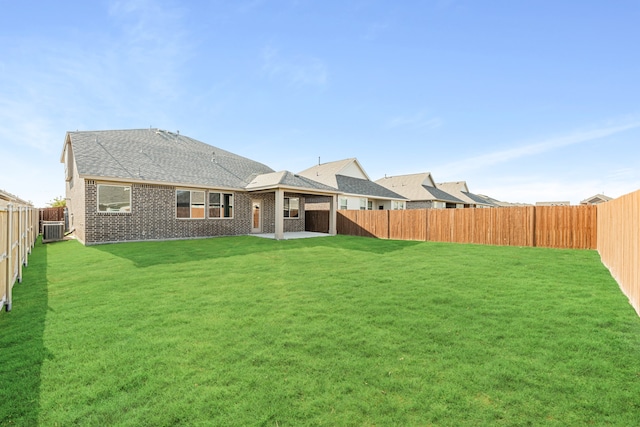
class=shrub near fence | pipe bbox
[597,189,640,316]
[338,205,597,249]
[1,201,39,312]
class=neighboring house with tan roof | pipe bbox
[475,194,529,207]
[580,194,613,205]
[61,128,340,244]
[375,172,465,209]
[298,158,406,211]
[436,181,496,208]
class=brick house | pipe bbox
[61,129,340,245]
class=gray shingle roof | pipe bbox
[246,171,338,192]
[422,185,465,204]
[335,175,406,200]
[68,129,274,189]
[462,191,498,206]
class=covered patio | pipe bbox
[246,171,341,240]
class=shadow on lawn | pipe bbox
[93,235,420,268]
[0,238,49,425]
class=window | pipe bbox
[367,201,373,210]
[97,184,131,212]
[284,197,299,218]
[391,200,405,210]
[209,192,234,218]
[339,197,348,210]
[360,198,367,210]
[177,190,205,218]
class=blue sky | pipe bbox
[1,0,639,207]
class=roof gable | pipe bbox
[580,194,613,205]
[298,158,369,188]
[245,171,338,193]
[436,181,492,206]
[375,173,461,203]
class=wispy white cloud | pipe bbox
[261,45,328,86]
[435,120,640,177]
[0,0,192,152]
[107,0,192,100]
[0,0,193,205]
[385,111,443,130]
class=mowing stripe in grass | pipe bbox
[1,235,639,426]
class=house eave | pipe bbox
[79,174,244,192]
[246,184,342,196]
[342,192,406,201]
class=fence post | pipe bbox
[531,206,536,247]
[18,206,24,276]
[6,204,13,312]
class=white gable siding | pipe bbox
[340,161,368,180]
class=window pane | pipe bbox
[191,207,205,218]
[192,191,205,205]
[223,193,233,218]
[209,192,221,218]
[177,190,190,218]
[290,198,299,218]
[191,191,205,218]
[98,185,131,212]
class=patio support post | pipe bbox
[274,189,284,240]
[329,194,337,236]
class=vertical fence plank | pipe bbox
[0,199,38,313]
[598,190,640,316]
[0,209,7,309]
[338,205,598,250]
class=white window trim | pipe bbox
[97,183,132,213]
[284,197,300,219]
[208,191,234,219]
[176,189,206,220]
[339,197,348,210]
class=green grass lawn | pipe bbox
[1,235,639,426]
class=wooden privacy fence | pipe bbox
[305,210,330,233]
[597,189,640,316]
[337,205,597,249]
[1,203,39,312]
[39,206,65,232]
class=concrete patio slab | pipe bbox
[251,232,333,240]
